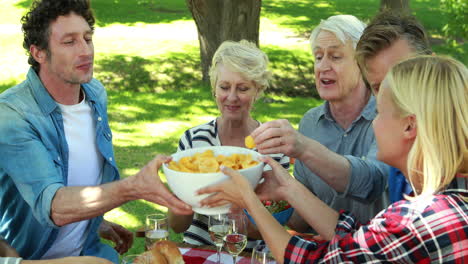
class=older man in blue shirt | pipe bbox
[0,1,191,263]
[251,15,390,229]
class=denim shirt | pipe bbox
[388,167,412,203]
[294,96,390,224]
[0,68,120,263]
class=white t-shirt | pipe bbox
[42,94,103,259]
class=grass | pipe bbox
[0,0,465,258]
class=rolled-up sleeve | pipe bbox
[0,104,63,228]
[341,139,389,202]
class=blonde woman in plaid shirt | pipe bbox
[199,55,468,263]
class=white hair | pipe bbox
[310,15,366,49]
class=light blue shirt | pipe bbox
[294,96,390,223]
[0,68,120,263]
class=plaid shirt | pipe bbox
[285,189,468,263]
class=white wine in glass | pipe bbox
[209,224,230,247]
[224,213,249,264]
[208,214,229,264]
[145,229,169,247]
[224,233,248,256]
[145,213,169,250]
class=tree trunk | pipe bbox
[186,0,261,82]
[380,0,410,13]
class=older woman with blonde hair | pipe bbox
[199,55,468,263]
[168,40,289,249]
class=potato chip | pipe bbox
[198,158,219,173]
[245,135,256,149]
[168,149,259,173]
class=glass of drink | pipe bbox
[224,213,248,264]
[251,243,276,264]
[145,213,169,250]
[208,214,229,264]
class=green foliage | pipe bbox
[263,45,318,97]
[91,0,191,26]
[94,47,202,93]
[440,0,467,40]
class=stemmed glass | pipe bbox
[224,213,248,264]
[208,214,230,264]
[251,243,276,264]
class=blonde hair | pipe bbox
[310,15,366,50]
[385,55,468,197]
[209,40,271,98]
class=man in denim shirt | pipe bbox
[0,1,192,263]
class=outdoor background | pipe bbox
[0,0,466,257]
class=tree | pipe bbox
[441,0,467,41]
[380,0,410,12]
[186,0,261,82]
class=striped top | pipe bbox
[177,119,290,248]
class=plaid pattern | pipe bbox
[180,247,251,264]
[285,189,468,263]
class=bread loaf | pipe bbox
[151,241,185,264]
[134,249,168,264]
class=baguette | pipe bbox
[151,241,185,264]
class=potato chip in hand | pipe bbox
[245,135,256,149]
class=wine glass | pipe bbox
[208,214,230,264]
[224,213,248,264]
[145,213,169,250]
[251,243,276,264]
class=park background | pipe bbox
[0,0,466,257]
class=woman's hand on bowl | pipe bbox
[255,156,296,202]
[197,165,256,209]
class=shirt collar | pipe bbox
[27,68,97,115]
[316,95,377,124]
[27,68,58,116]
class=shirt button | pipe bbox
[107,133,111,137]
[58,156,61,161]
[109,157,113,162]
[344,133,348,137]
[98,116,102,121]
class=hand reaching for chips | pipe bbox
[168,149,259,173]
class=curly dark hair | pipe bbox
[21,0,95,72]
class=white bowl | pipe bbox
[163,146,265,215]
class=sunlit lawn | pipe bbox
[0,0,465,257]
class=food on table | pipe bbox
[244,135,256,149]
[134,246,167,264]
[152,241,185,264]
[263,200,291,214]
[135,240,184,264]
[167,149,259,173]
